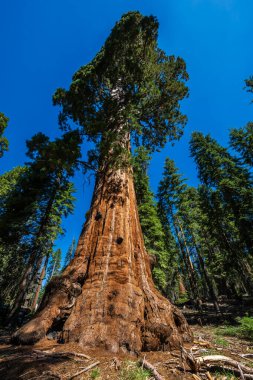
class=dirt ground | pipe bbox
[1,324,253,380]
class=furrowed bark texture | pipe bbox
[12,166,192,353]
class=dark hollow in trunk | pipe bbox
[12,166,192,353]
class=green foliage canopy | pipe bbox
[230,123,253,167]
[53,11,188,165]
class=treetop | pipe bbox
[53,11,189,157]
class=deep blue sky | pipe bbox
[1,0,252,258]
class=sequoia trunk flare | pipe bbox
[12,166,192,353]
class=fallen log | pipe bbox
[67,361,100,380]
[33,349,90,360]
[196,355,253,375]
[139,358,164,380]
[181,348,253,379]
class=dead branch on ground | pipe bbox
[66,361,100,380]
[183,349,253,379]
[139,358,164,380]
[33,349,90,360]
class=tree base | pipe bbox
[12,169,192,352]
[12,272,192,352]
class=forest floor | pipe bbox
[1,304,253,380]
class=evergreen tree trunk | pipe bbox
[174,219,202,310]
[195,249,220,313]
[12,164,192,353]
[30,255,49,312]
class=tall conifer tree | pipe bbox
[190,132,253,294]
[157,158,202,306]
[0,131,81,321]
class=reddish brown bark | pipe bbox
[12,166,192,353]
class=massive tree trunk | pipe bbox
[12,164,192,353]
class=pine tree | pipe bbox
[0,112,9,158]
[190,132,253,294]
[176,186,220,312]
[197,184,253,297]
[157,158,202,307]
[13,11,192,351]
[0,131,80,322]
[190,132,253,254]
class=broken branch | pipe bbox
[67,361,100,380]
[139,358,164,380]
[33,349,90,360]
[196,355,253,375]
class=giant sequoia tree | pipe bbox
[13,12,192,352]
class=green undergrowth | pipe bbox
[119,361,151,380]
[213,337,230,347]
[90,367,101,379]
[216,316,253,341]
[213,369,239,379]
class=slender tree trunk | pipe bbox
[30,255,49,312]
[186,229,221,313]
[195,248,220,313]
[221,231,253,295]
[173,217,202,310]
[12,164,192,353]
[237,258,253,295]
